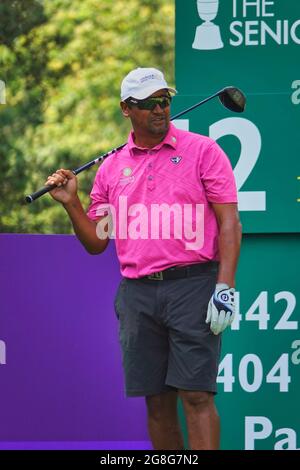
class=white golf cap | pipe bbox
[121,67,177,101]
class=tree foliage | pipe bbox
[0,0,175,233]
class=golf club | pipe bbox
[25,86,246,203]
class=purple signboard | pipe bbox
[0,234,151,449]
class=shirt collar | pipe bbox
[127,123,178,155]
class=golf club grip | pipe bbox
[25,184,57,204]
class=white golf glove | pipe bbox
[206,283,235,335]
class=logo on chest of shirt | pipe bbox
[123,167,132,176]
[119,167,135,185]
[170,156,182,164]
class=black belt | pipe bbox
[140,262,218,281]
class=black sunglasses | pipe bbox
[126,95,172,111]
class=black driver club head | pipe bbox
[218,86,246,113]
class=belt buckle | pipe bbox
[148,271,164,281]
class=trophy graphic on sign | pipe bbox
[192,0,224,50]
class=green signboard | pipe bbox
[174,0,300,233]
[217,235,300,450]
[177,235,300,450]
[175,1,300,450]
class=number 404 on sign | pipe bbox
[217,352,294,393]
[217,343,300,393]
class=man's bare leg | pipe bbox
[145,390,184,450]
[179,390,220,450]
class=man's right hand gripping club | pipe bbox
[45,169,77,204]
[206,283,235,335]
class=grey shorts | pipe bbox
[114,264,221,397]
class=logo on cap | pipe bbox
[140,74,157,83]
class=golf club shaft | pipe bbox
[25,143,127,203]
[25,87,227,203]
[171,89,223,120]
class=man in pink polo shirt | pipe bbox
[46,67,242,450]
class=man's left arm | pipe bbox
[206,203,242,335]
[212,202,242,288]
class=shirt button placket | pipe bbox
[147,153,155,190]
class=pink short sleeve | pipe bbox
[200,143,238,204]
[87,166,109,221]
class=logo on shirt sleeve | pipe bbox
[170,156,182,164]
